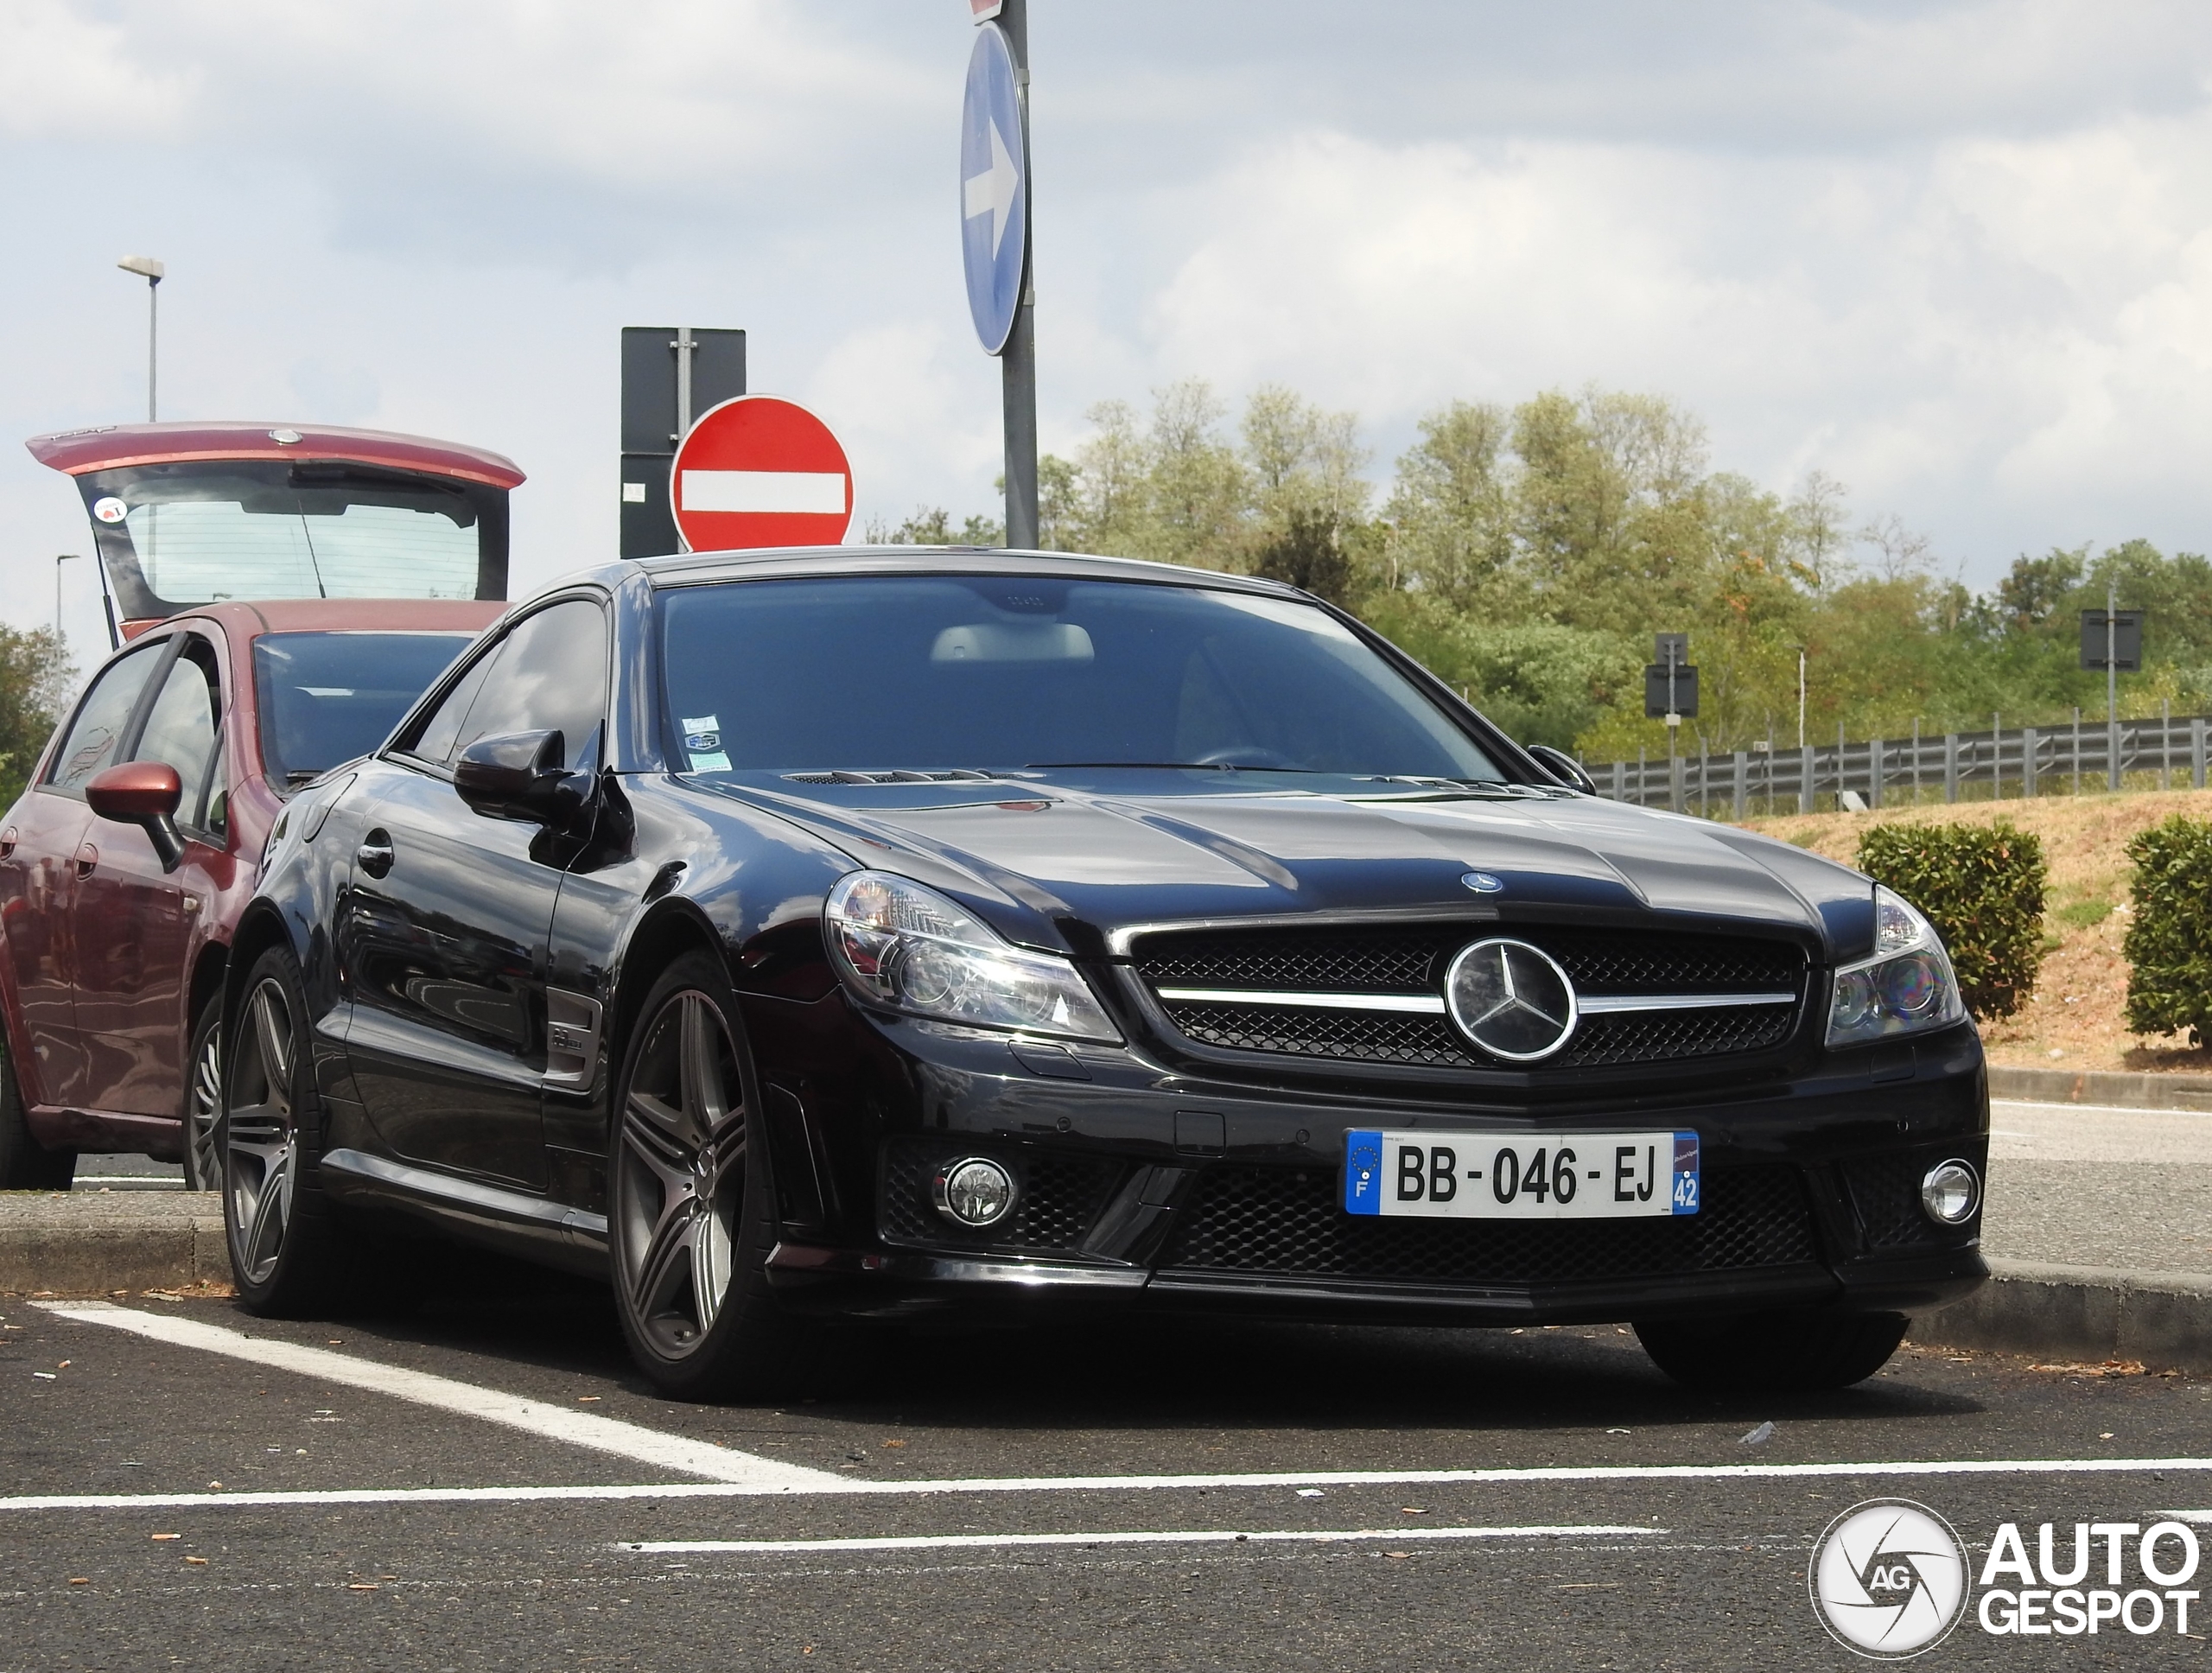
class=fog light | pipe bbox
[1920,1158,1980,1225]
[933,1157,1017,1228]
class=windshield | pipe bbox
[253,631,477,786]
[75,461,505,621]
[657,576,1502,781]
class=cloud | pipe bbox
[10,0,2212,658]
[0,2,195,139]
[1129,100,2212,565]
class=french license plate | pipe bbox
[1343,1129,1700,1219]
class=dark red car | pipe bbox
[0,421,517,1189]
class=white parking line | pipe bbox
[1993,1099,2212,1120]
[10,1456,2212,1515]
[618,1524,1662,1555]
[32,1301,2212,1518]
[36,1302,840,1492]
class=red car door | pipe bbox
[73,634,223,1116]
[0,637,171,1107]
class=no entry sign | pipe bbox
[669,394,854,551]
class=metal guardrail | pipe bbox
[1591,713,2212,816]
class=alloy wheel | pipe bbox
[615,989,746,1358]
[225,978,300,1287]
[185,1023,221,1191]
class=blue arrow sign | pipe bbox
[961,22,1027,356]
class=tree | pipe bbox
[1031,374,2212,766]
[1997,546,2086,631]
[864,507,1003,546]
[0,627,73,811]
[1380,401,1515,606]
[1253,508,1351,606]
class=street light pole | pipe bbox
[117,256,164,421]
[54,555,77,639]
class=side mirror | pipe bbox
[86,761,187,871]
[1525,743,1599,796]
[454,730,583,826]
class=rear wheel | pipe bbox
[609,952,810,1402]
[222,946,350,1314]
[180,996,222,1191]
[0,1032,73,1191]
[1635,1309,1909,1392]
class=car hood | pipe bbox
[707,776,1877,963]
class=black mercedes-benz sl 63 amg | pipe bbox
[220,547,1987,1398]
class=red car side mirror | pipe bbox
[86,762,187,872]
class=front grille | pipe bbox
[1141,931,1452,993]
[1162,1003,1477,1067]
[1840,1151,1974,1249]
[1161,1163,1819,1286]
[879,1140,1122,1255]
[1135,924,1806,1071]
[1160,999,1796,1070]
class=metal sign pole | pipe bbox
[2108,581,2120,792]
[1000,0,1039,549]
[674,327,697,436]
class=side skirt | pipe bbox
[320,1147,609,1278]
[27,1104,183,1161]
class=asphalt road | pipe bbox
[6,1247,2212,1671]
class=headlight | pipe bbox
[1826,884,1966,1047]
[824,871,1121,1044]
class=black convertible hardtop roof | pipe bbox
[631,545,1300,596]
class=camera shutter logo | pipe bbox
[1809,1499,1968,1658]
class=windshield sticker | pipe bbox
[681,715,722,752]
[687,751,732,773]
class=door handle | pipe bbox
[356,830,395,879]
[75,841,99,878]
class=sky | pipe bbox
[6,0,2212,661]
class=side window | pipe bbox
[450,601,609,770]
[131,640,222,830]
[405,644,503,767]
[45,639,168,795]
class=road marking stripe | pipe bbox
[618,1524,1661,1555]
[9,1456,2212,1514]
[1992,1098,2212,1120]
[35,1302,841,1492]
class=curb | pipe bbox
[0,1192,229,1295]
[1988,1064,2212,1110]
[1910,1257,2212,1373]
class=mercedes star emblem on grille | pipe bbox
[1444,937,1580,1060]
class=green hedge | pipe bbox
[2124,816,2212,1046]
[1855,820,2047,1021]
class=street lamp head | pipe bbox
[117,255,164,282]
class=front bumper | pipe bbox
[746,995,1991,1327]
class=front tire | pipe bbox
[0,1031,73,1191]
[181,996,222,1191]
[221,946,349,1314]
[1635,1309,1910,1392]
[609,951,810,1402]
